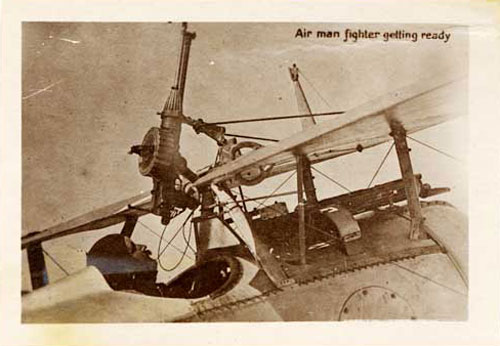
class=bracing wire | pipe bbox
[42,249,70,276]
[137,219,194,260]
[311,166,351,193]
[254,171,296,209]
[205,111,344,126]
[298,70,333,109]
[406,135,463,163]
[227,190,298,205]
[249,195,342,245]
[224,187,342,249]
[226,177,342,246]
[390,262,467,297]
[367,142,395,188]
[226,170,342,246]
[386,206,467,294]
[225,133,279,142]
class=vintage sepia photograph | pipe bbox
[21,22,469,323]
[20,21,470,323]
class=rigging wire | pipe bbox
[390,262,467,297]
[42,248,69,276]
[254,171,296,209]
[204,111,345,126]
[378,206,467,296]
[311,166,351,193]
[227,190,298,205]
[137,219,194,260]
[298,70,333,109]
[225,133,279,142]
[227,171,342,245]
[227,180,344,249]
[406,135,463,163]
[230,187,342,246]
[367,142,395,188]
[391,210,413,222]
[252,195,342,245]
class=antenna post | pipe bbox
[288,64,318,205]
[288,63,316,128]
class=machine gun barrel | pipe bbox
[318,174,449,215]
[174,23,196,101]
[132,23,199,225]
[158,23,196,167]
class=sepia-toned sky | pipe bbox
[22,22,468,287]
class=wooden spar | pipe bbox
[296,155,307,265]
[389,119,425,240]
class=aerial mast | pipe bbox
[288,64,319,206]
[289,64,316,128]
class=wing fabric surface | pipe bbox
[22,192,152,249]
[194,76,467,187]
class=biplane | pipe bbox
[21,23,468,322]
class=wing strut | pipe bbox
[389,118,425,240]
[296,155,307,265]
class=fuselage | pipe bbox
[22,200,467,322]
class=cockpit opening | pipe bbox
[161,256,240,299]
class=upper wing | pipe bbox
[194,75,467,188]
[22,192,152,249]
[22,75,466,248]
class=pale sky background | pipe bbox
[21,22,468,289]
